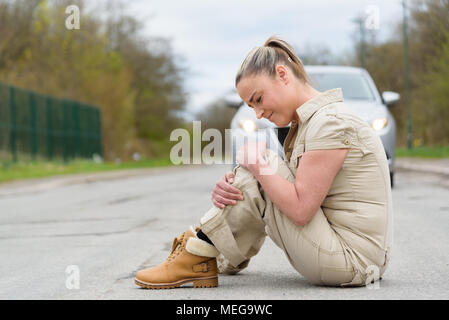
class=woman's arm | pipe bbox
[249,148,349,226]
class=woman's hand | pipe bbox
[236,140,268,174]
[211,171,244,209]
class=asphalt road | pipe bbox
[0,165,448,300]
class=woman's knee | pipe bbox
[231,165,258,189]
[232,149,293,188]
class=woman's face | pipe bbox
[236,66,298,127]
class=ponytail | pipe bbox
[235,36,311,86]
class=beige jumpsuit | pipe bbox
[200,88,393,286]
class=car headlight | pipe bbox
[240,119,257,132]
[371,118,388,131]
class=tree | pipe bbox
[349,0,449,146]
[195,97,238,157]
[0,0,187,160]
[413,30,449,144]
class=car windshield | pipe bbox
[308,73,375,101]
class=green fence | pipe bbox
[0,83,102,163]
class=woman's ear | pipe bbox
[275,65,289,85]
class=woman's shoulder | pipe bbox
[307,101,369,134]
[300,102,369,151]
[313,101,362,120]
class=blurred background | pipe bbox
[2,1,449,300]
[0,0,448,182]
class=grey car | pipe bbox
[227,65,399,187]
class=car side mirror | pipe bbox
[382,91,400,107]
[223,92,244,109]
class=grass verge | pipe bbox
[0,157,173,184]
[396,145,449,158]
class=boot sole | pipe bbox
[134,276,218,289]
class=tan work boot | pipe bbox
[134,227,219,289]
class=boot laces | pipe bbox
[167,232,186,261]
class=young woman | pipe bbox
[134,36,393,289]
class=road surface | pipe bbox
[0,165,448,299]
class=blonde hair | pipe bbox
[235,36,311,86]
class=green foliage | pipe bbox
[0,0,187,161]
[396,145,449,158]
[0,157,173,184]
[413,30,449,145]
[350,0,449,147]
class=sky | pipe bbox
[124,0,404,119]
